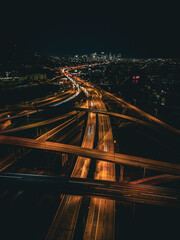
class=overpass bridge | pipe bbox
[0,172,180,207]
[0,134,180,175]
[75,107,157,128]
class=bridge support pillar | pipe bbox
[36,127,39,137]
[132,202,136,220]
[120,164,124,182]
[143,167,146,178]
[62,153,68,167]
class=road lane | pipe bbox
[105,91,180,134]
[46,90,96,239]
[131,174,180,185]
[84,90,116,240]
[0,111,77,134]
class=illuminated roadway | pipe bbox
[104,91,180,134]
[131,174,180,185]
[75,107,180,155]
[62,66,180,239]
[1,172,180,208]
[1,134,180,175]
[83,88,116,240]
[46,90,96,239]
[0,82,79,124]
[0,113,84,172]
[0,111,77,134]
[0,64,180,239]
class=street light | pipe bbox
[155,108,158,117]
[133,98,136,106]
[27,114,29,124]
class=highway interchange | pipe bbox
[0,64,180,239]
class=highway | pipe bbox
[104,90,180,134]
[46,90,96,239]
[33,89,75,107]
[0,64,180,239]
[49,86,81,107]
[0,172,180,208]
[75,107,155,128]
[0,83,78,125]
[0,112,85,172]
[0,134,180,174]
[63,66,180,239]
[131,174,180,186]
[45,69,116,239]
[0,110,40,123]
[75,108,180,156]
[0,111,77,134]
[83,88,116,240]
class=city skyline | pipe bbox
[1,1,179,59]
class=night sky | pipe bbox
[0,1,179,58]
